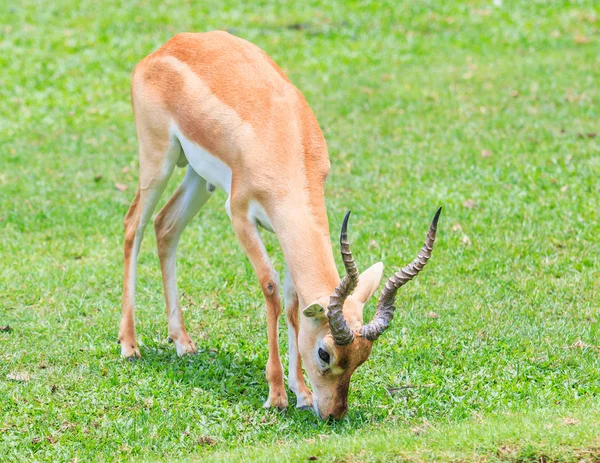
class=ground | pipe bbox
[0,0,599,462]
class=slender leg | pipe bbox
[118,141,179,358]
[284,267,314,409]
[154,166,213,356]
[230,201,287,409]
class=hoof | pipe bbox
[174,338,198,357]
[292,388,314,409]
[120,343,141,359]
[263,392,288,410]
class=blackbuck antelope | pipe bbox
[118,31,441,420]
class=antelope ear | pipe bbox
[303,303,327,319]
[353,262,384,303]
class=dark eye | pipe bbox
[318,348,330,363]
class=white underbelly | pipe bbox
[171,124,232,195]
[171,124,273,232]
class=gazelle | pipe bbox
[118,31,441,420]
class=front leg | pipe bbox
[230,204,287,410]
[284,267,314,409]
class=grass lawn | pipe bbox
[1,0,599,461]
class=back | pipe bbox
[132,31,330,199]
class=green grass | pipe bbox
[210,402,600,462]
[1,0,599,461]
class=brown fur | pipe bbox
[120,31,385,418]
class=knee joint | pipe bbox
[260,270,280,297]
[153,213,175,248]
[261,279,279,298]
[124,226,137,248]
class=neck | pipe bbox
[269,198,340,306]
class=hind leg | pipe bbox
[118,139,179,358]
[154,166,213,356]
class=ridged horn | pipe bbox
[360,207,441,341]
[327,211,358,345]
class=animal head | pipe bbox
[298,208,442,420]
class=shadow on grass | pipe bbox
[135,344,266,405]
[127,343,365,428]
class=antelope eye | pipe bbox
[318,348,330,363]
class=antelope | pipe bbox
[118,31,441,420]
